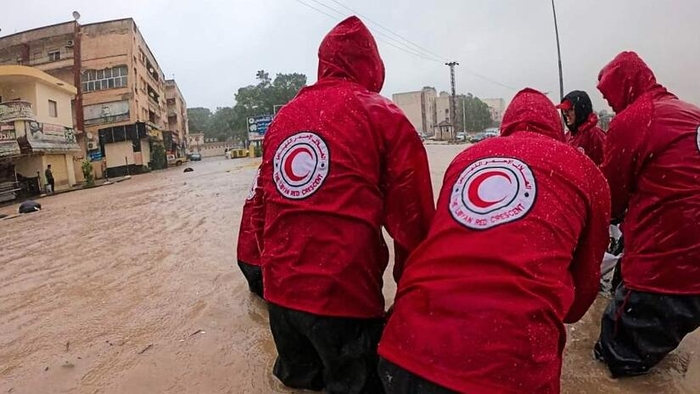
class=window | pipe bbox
[48,100,58,117]
[48,50,61,62]
[33,52,42,60]
[81,65,128,93]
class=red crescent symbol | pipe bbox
[284,147,312,182]
[467,171,512,209]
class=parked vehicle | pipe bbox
[167,154,185,167]
[226,148,248,159]
[468,130,498,143]
[190,152,202,161]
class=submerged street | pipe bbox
[1,145,698,393]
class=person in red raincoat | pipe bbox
[556,90,606,165]
[593,51,700,378]
[237,167,263,299]
[251,16,434,393]
[377,88,610,394]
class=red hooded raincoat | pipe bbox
[251,16,435,318]
[378,89,610,394]
[598,51,700,295]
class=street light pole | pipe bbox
[551,0,564,102]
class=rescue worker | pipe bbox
[556,90,606,165]
[252,16,434,393]
[594,51,700,378]
[237,168,263,299]
[378,88,610,394]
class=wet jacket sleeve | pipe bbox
[600,111,651,220]
[380,110,435,283]
[564,171,611,323]
[251,157,269,256]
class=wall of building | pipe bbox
[392,91,425,133]
[0,81,37,104]
[141,140,151,166]
[105,141,133,168]
[80,20,135,137]
[34,82,74,127]
[14,155,43,179]
[45,153,71,189]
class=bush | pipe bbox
[82,160,95,188]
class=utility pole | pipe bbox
[446,61,459,142]
[551,0,564,102]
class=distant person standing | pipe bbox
[594,51,700,378]
[45,164,54,193]
[556,90,606,165]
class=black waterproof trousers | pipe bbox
[268,303,384,394]
[237,260,264,299]
[378,358,457,394]
[595,284,700,378]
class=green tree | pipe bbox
[457,94,494,133]
[186,71,307,145]
[187,107,212,133]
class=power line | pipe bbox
[291,0,339,20]
[326,0,449,62]
[292,0,443,63]
[290,0,517,91]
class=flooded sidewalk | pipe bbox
[0,148,697,393]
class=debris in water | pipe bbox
[184,167,194,173]
[18,201,42,214]
[44,366,49,372]
[65,341,70,351]
[62,361,74,369]
[189,329,205,337]
[137,344,153,354]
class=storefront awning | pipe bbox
[18,121,81,154]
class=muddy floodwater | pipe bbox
[1,145,698,393]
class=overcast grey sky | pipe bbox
[1,0,699,111]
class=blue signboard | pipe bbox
[247,115,274,135]
[88,150,103,162]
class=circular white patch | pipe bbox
[577,146,586,155]
[450,157,537,230]
[273,132,330,200]
[696,125,700,153]
[246,168,260,201]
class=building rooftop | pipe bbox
[0,65,77,95]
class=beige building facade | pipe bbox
[481,98,506,122]
[0,65,80,196]
[392,87,437,135]
[0,18,187,179]
[165,79,189,157]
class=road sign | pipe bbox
[247,115,274,135]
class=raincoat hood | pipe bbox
[317,16,385,93]
[501,88,565,142]
[560,90,594,133]
[597,51,662,114]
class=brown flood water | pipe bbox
[0,145,697,393]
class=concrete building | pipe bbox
[0,18,186,178]
[188,133,204,152]
[165,79,189,157]
[0,65,80,197]
[481,98,506,123]
[392,87,437,135]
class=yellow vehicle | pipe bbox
[225,148,249,159]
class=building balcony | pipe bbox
[0,101,36,122]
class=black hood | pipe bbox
[561,90,593,132]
